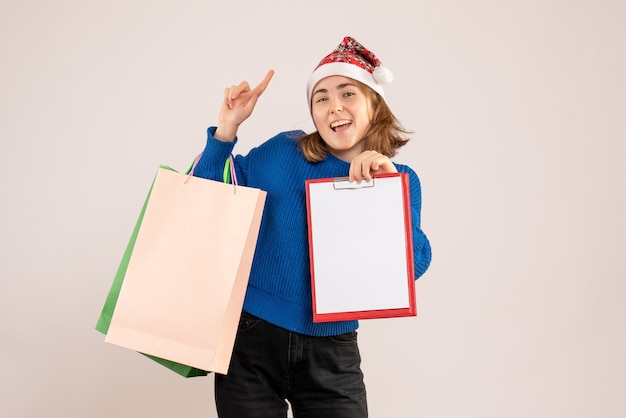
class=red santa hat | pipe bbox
[307,36,393,109]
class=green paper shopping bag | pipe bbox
[96,157,266,377]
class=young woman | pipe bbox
[193,36,432,418]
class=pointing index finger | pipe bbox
[254,69,275,94]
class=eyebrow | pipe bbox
[312,82,357,98]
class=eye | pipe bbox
[343,91,355,98]
[315,96,328,103]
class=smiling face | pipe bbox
[310,75,373,162]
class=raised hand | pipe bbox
[215,69,274,142]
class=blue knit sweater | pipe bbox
[194,127,432,337]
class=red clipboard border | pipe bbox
[305,172,417,323]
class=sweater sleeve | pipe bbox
[404,167,432,279]
[192,126,238,181]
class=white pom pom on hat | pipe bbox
[373,65,394,85]
[307,36,393,109]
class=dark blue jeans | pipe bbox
[215,311,368,418]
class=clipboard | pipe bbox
[305,172,416,322]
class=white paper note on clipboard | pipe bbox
[305,172,416,322]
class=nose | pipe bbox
[330,100,343,113]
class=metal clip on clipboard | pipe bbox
[332,177,376,190]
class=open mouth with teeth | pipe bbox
[330,120,352,132]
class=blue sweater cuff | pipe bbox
[193,127,238,181]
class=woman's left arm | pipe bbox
[405,168,432,279]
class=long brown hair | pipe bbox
[297,80,412,163]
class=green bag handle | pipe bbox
[222,155,237,185]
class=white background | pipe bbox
[1,1,624,417]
